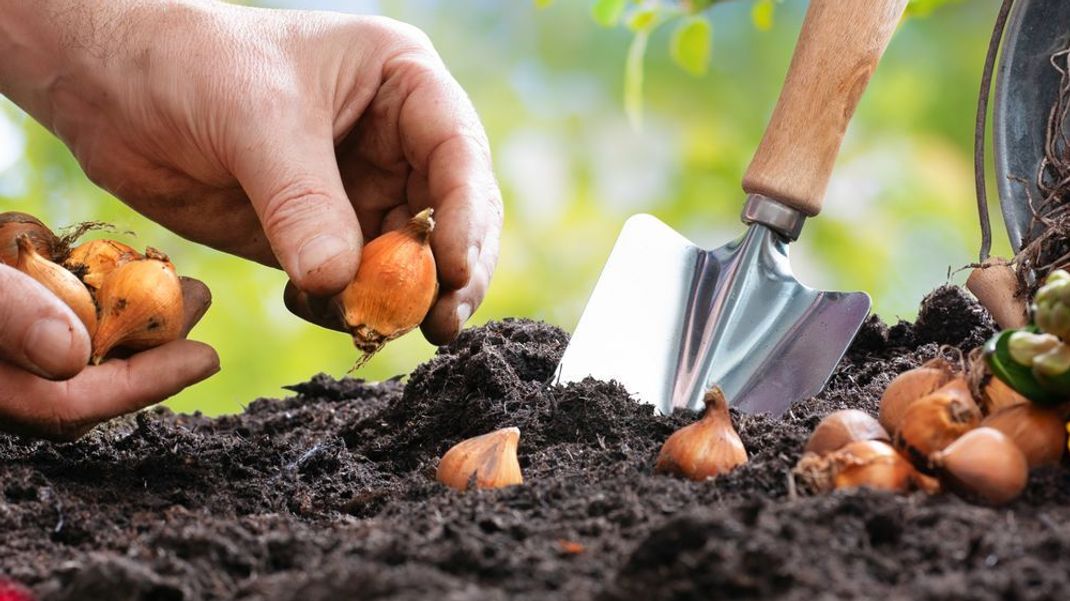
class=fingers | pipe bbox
[282,280,346,333]
[392,58,504,341]
[178,276,213,337]
[0,340,220,441]
[231,118,362,296]
[0,275,217,441]
[380,205,414,234]
[421,226,499,345]
[0,265,91,380]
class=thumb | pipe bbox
[232,123,361,296]
[0,264,91,380]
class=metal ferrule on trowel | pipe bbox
[556,0,910,417]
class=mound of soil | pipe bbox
[2,286,1069,600]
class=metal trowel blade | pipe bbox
[555,214,870,416]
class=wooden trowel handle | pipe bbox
[742,0,907,216]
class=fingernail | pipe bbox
[456,302,473,326]
[23,317,78,379]
[297,234,351,278]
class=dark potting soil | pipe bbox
[2,285,1070,601]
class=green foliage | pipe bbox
[537,0,966,127]
[906,0,963,17]
[670,17,712,76]
[625,29,650,129]
[591,0,627,27]
[626,5,664,32]
[751,0,775,31]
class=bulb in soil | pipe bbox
[967,347,1028,416]
[804,409,889,456]
[64,239,141,290]
[655,387,748,481]
[795,440,917,494]
[436,427,523,490]
[338,209,438,369]
[983,376,1032,414]
[91,248,183,363]
[913,471,942,495]
[930,427,1028,506]
[893,377,981,472]
[14,235,97,336]
[879,358,955,433]
[981,403,1067,468]
[0,211,58,266]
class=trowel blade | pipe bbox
[555,214,870,416]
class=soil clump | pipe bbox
[2,285,1068,601]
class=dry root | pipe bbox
[1010,45,1070,297]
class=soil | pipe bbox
[2,285,1069,601]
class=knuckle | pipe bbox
[366,17,434,52]
[458,130,493,163]
[260,179,336,237]
[430,130,493,172]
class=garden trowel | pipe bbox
[556,0,908,416]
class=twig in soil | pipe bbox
[786,468,798,501]
[39,486,64,534]
[1039,513,1060,532]
[286,443,325,473]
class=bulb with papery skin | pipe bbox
[878,358,955,434]
[805,409,889,456]
[338,209,438,369]
[655,388,748,481]
[831,440,917,493]
[15,235,97,335]
[893,377,981,471]
[795,440,919,494]
[91,248,183,363]
[436,427,523,490]
[65,239,141,290]
[982,403,1067,468]
[0,211,58,266]
[931,427,1028,506]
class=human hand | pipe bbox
[0,265,218,441]
[0,1,502,345]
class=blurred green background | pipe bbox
[0,0,1012,415]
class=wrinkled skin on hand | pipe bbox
[0,265,216,441]
[1,1,502,345]
[0,2,501,439]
